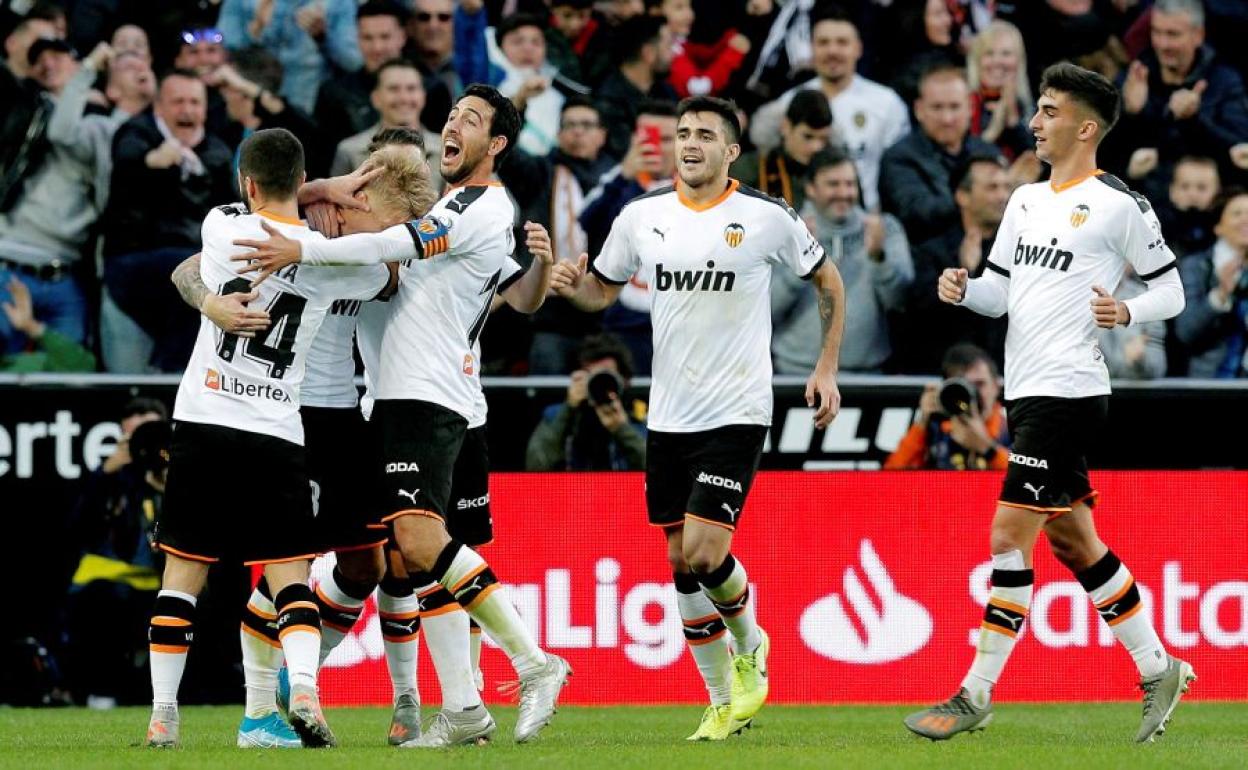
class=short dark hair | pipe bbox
[611,15,663,65]
[373,57,421,88]
[369,126,426,153]
[807,145,855,179]
[941,343,998,379]
[917,61,967,94]
[636,99,677,120]
[809,3,855,30]
[160,67,203,87]
[951,151,1007,194]
[495,13,545,48]
[121,397,168,422]
[552,0,593,8]
[238,128,305,199]
[785,89,832,130]
[677,95,741,144]
[461,83,522,165]
[1174,154,1219,175]
[561,94,599,116]
[1038,62,1121,139]
[357,0,409,25]
[1213,186,1248,222]
[578,333,635,381]
[233,47,283,93]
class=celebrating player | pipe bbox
[903,63,1192,743]
[549,95,845,740]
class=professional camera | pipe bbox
[586,368,625,407]
[938,377,981,417]
[128,420,172,474]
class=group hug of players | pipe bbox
[145,63,1195,751]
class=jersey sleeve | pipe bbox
[498,255,527,292]
[983,191,1022,280]
[591,204,640,285]
[198,205,248,288]
[770,204,826,280]
[315,264,392,302]
[301,223,419,265]
[1121,198,1178,281]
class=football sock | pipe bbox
[274,584,321,690]
[1076,550,1167,678]
[695,554,762,653]
[378,572,421,703]
[469,619,483,687]
[149,590,197,708]
[314,566,372,664]
[962,550,1032,707]
[240,586,283,718]
[432,542,546,677]
[675,571,732,706]
[413,573,481,711]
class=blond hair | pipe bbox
[966,20,1032,109]
[364,144,438,221]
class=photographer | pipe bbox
[64,403,171,706]
[885,343,1010,471]
[526,334,646,471]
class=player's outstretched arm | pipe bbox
[807,259,844,430]
[550,253,622,312]
[297,164,382,211]
[502,221,555,314]
[947,267,1009,318]
[171,253,271,338]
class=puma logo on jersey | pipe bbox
[696,472,742,491]
[1010,453,1049,469]
[1024,482,1046,501]
[396,488,420,504]
[1013,237,1074,272]
[652,227,666,241]
[655,261,736,292]
[990,608,1024,630]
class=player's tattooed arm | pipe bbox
[808,260,845,429]
[171,253,271,338]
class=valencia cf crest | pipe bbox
[724,223,745,248]
[1070,204,1090,228]
[853,111,866,128]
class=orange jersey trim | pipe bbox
[244,552,317,567]
[998,500,1072,514]
[1050,169,1104,193]
[158,543,218,564]
[255,209,305,227]
[684,513,735,532]
[382,508,445,524]
[676,178,739,212]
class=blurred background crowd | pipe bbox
[1,0,1247,383]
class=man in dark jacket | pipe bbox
[880,62,996,245]
[595,15,676,161]
[102,70,233,373]
[731,89,834,213]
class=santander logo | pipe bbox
[800,539,932,664]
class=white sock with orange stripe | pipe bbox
[696,555,761,654]
[273,584,321,690]
[240,587,283,718]
[149,590,197,708]
[675,572,731,705]
[1076,550,1167,678]
[378,578,421,703]
[314,567,371,665]
[962,550,1032,707]
[432,542,546,678]
[415,580,482,711]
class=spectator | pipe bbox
[902,152,1010,374]
[0,43,149,355]
[102,70,233,373]
[596,15,677,161]
[331,58,441,191]
[1109,0,1248,189]
[884,342,1010,470]
[966,19,1043,186]
[173,26,226,78]
[773,148,912,375]
[495,14,571,158]
[110,24,150,63]
[661,0,751,99]
[880,63,997,245]
[1175,189,1248,378]
[313,0,410,172]
[208,52,320,177]
[1098,265,1168,380]
[3,9,57,82]
[64,400,169,706]
[1,13,58,211]
[732,89,833,212]
[749,7,910,211]
[218,0,362,114]
[0,276,95,371]
[405,0,492,129]
[546,0,610,87]
[27,37,88,98]
[1156,155,1221,258]
[999,0,1127,90]
[868,0,963,103]
[525,333,646,471]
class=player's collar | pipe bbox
[255,210,305,227]
[1050,169,1104,193]
[676,178,739,212]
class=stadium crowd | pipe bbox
[2,0,1248,382]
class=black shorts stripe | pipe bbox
[985,261,1011,278]
[1138,260,1177,281]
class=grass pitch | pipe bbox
[1,703,1245,769]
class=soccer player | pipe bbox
[903,63,1192,743]
[147,128,395,748]
[231,84,571,744]
[549,95,845,740]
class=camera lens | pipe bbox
[938,377,977,417]
[586,369,624,407]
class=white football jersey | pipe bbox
[973,171,1179,400]
[174,205,390,444]
[302,296,366,409]
[303,183,517,420]
[593,180,826,432]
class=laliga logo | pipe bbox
[800,539,932,664]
